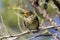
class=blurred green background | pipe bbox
[0,0,60,40]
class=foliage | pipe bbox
[0,0,60,40]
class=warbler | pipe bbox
[23,10,39,33]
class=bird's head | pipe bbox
[24,11,34,18]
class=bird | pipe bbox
[23,10,39,33]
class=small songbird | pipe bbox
[23,10,39,33]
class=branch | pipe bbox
[17,13,24,32]
[1,16,11,35]
[40,25,60,30]
[29,0,58,28]
[28,34,52,40]
[0,30,30,39]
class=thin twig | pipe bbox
[40,25,60,30]
[17,13,24,32]
[0,30,30,39]
[1,16,11,36]
[28,34,52,40]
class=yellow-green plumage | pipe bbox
[24,11,39,33]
